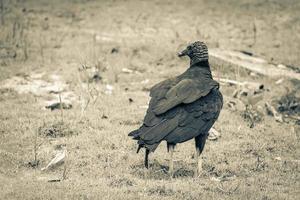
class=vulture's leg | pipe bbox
[145,149,150,169]
[194,134,208,177]
[167,143,175,177]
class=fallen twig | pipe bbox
[210,49,300,80]
[265,102,283,122]
[219,78,263,90]
[59,93,63,123]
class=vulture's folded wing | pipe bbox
[149,78,177,99]
[151,78,219,115]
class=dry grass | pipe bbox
[0,0,299,199]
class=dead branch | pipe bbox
[0,0,4,25]
[210,49,300,80]
[265,102,283,122]
[219,78,263,90]
[59,93,64,123]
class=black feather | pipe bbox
[129,44,223,154]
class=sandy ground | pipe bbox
[0,0,299,199]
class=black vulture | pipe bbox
[128,41,223,176]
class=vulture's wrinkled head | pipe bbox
[178,41,208,63]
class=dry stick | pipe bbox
[62,151,67,180]
[92,87,100,105]
[0,0,4,26]
[216,61,221,83]
[12,20,17,39]
[113,66,119,83]
[82,80,91,112]
[62,163,67,180]
[32,121,43,167]
[252,17,257,47]
[33,127,38,166]
[209,49,300,80]
[83,97,91,112]
[265,102,283,122]
[77,69,85,120]
[39,33,45,65]
[235,62,241,92]
[22,17,29,61]
[23,33,28,61]
[59,93,64,123]
[77,66,91,120]
[219,78,263,89]
[92,33,96,64]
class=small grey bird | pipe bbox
[128,41,223,177]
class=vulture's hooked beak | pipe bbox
[178,49,188,57]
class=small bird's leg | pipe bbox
[167,143,175,177]
[145,149,150,169]
[194,134,208,177]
